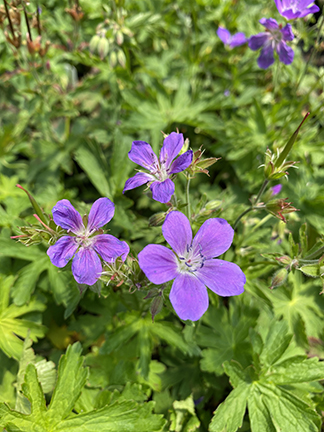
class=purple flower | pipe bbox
[138,211,245,321]
[47,198,129,286]
[274,0,320,20]
[217,26,247,48]
[271,184,282,195]
[123,132,193,204]
[249,18,294,69]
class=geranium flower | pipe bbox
[217,26,247,48]
[249,18,294,69]
[138,211,245,321]
[123,132,193,204]
[47,198,129,286]
[274,0,320,20]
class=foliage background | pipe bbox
[1,0,324,430]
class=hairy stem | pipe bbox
[186,176,191,220]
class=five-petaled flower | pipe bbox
[138,211,246,321]
[123,132,193,204]
[249,18,294,69]
[47,198,129,286]
[217,26,247,48]
[274,0,320,20]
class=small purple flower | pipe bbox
[217,26,247,48]
[138,211,245,321]
[123,132,193,204]
[47,198,129,286]
[274,0,320,20]
[249,18,294,69]
[271,184,282,195]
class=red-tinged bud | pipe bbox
[187,146,220,176]
[275,255,292,265]
[270,267,288,289]
[65,6,84,21]
[265,198,298,222]
[144,287,160,299]
[26,34,41,54]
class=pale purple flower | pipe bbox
[271,184,282,195]
[274,0,320,20]
[249,18,294,69]
[217,27,247,48]
[138,211,245,321]
[47,198,129,286]
[123,132,193,204]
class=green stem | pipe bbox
[233,179,269,230]
[298,258,320,265]
[186,176,191,220]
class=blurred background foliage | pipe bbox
[1,0,324,430]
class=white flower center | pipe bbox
[177,244,206,274]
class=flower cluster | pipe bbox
[217,0,319,69]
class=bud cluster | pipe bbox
[89,9,133,66]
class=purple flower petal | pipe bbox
[248,33,269,51]
[162,211,192,257]
[169,150,193,174]
[281,24,294,42]
[52,199,84,234]
[192,218,234,259]
[47,236,78,268]
[88,197,115,231]
[150,179,175,203]
[276,41,294,65]
[257,43,275,69]
[229,32,247,48]
[196,259,245,297]
[271,184,282,196]
[128,141,159,170]
[92,234,129,263]
[138,244,179,285]
[217,27,231,45]
[123,172,154,193]
[259,18,279,31]
[297,4,320,17]
[71,247,102,285]
[159,132,184,168]
[169,274,208,321]
[274,0,283,13]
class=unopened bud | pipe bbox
[144,287,160,299]
[117,49,126,68]
[89,35,100,53]
[98,37,109,59]
[205,200,222,210]
[109,51,117,67]
[270,268,288,289]
[266,198,298,223]
[275,255,291,266]
[149,212,166,227]
[116,30,124,45]
[150,293,163,322]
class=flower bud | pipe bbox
[187,146,220,176]
[275,255,292,266]
[89,35,100,53]
[98,37,109,59]
[117,49,126,68]
[265,198,298,222]
[150,293,163,322]
[270,268,288,289]
[149,212,166,227]
[116,30,124,45]
[109,51,117,67]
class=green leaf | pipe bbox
[259,321,292,367]
[0,343,165,432]
[12,257,49,306]
[197,303,258,375]
[299,264,320,278]
[209,383,250,432]
[74,145,111,198]
[0,276,46,359]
